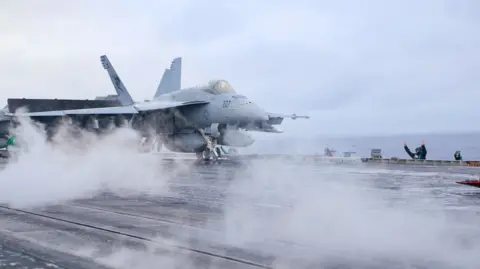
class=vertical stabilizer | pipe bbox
[153,57,182,99]
[100,55,135,106]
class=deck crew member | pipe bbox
[404,140,427,160]
[3,134,15,149]
[454,151,462,161]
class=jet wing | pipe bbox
[134,100,209,112]
[6,106,139,117]
[6,100,210,117]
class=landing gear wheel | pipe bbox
[215,147,222,158]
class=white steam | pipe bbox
[1,114,479,268]
[0,115,178,208]
[220,161,480,268]
[221,128,255,147]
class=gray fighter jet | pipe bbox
[7,55,309,159]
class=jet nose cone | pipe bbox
[250,103,269,121]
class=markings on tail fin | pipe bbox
[100,55,134,106]
[101,56,110,69]
[113,76,124,92]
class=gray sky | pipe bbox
[1,0,479,136]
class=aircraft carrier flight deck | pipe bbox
[1,159,479,269]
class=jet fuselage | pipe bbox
[134,82,266,152]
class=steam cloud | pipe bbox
[0,114,479,268]
[0,114,179,208]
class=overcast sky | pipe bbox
[1,0,479,136]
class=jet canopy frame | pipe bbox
[205,80,236,95]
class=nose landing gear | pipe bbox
[196,129,222,164]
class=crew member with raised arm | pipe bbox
[404,140,427,160]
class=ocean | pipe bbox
[244,132,480,160]
[1,131,479,161]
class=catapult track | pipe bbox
[0,205,272,269]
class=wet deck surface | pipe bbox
[1,160,480,269]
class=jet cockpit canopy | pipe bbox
[205,80,236,94]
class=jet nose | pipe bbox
[249,102,269,121]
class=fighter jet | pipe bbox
[7,55,309,159]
